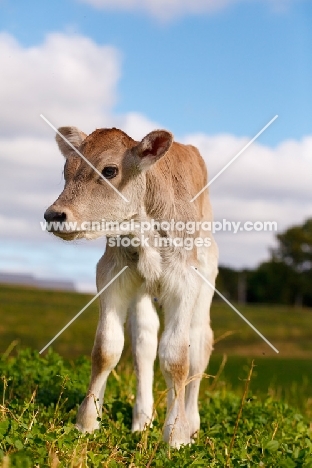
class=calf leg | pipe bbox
[76,258,139,433]
[129,288,159,432]
[185,281,214,439]
[185,247,218,439]
[159,273,200,448]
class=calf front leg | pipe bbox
[76,304,126,432]
[129,288,159,432]
[76,260,139,433]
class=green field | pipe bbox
[0,284,312,466]
[1,284,312,357]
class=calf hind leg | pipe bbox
[185,279,215,439]
[159,274,200,448]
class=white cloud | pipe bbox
[0,32,120,137]
[0,31,159,138]
[183,133,312,204]
[188,134,312,204]
[115,112,160,141]
[78,0,240,20]
[182,133,312,266]
[77,0,297,21]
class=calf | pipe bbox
[44,127,218,447]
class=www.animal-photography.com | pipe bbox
[0,1,312,466]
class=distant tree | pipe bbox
[215,266,239,301]
[216,218,312,307]
[215,266,249,303]
[273,218,312,272]
[272,218,312,306]
[246,260,296,305]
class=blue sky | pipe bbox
[0,0,311,291]
[1,0,311,143]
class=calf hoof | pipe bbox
[76,397,101,433]
[186,411,200,440]
[163,419,191,449]
[132,407,153,432]
[131,419,150,432]
[75,421,100,433]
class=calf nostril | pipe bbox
[54,212,67,222]
[44,210,67,223]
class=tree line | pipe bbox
[215,218,312,307]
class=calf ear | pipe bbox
[136,130,173,170]
[56,127,87,159]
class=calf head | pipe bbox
[44,127,173,240]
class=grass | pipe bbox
[1,349,312,467]
[0,284,312,466]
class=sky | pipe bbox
[0,0,311,292]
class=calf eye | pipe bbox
[102,166,118,179]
